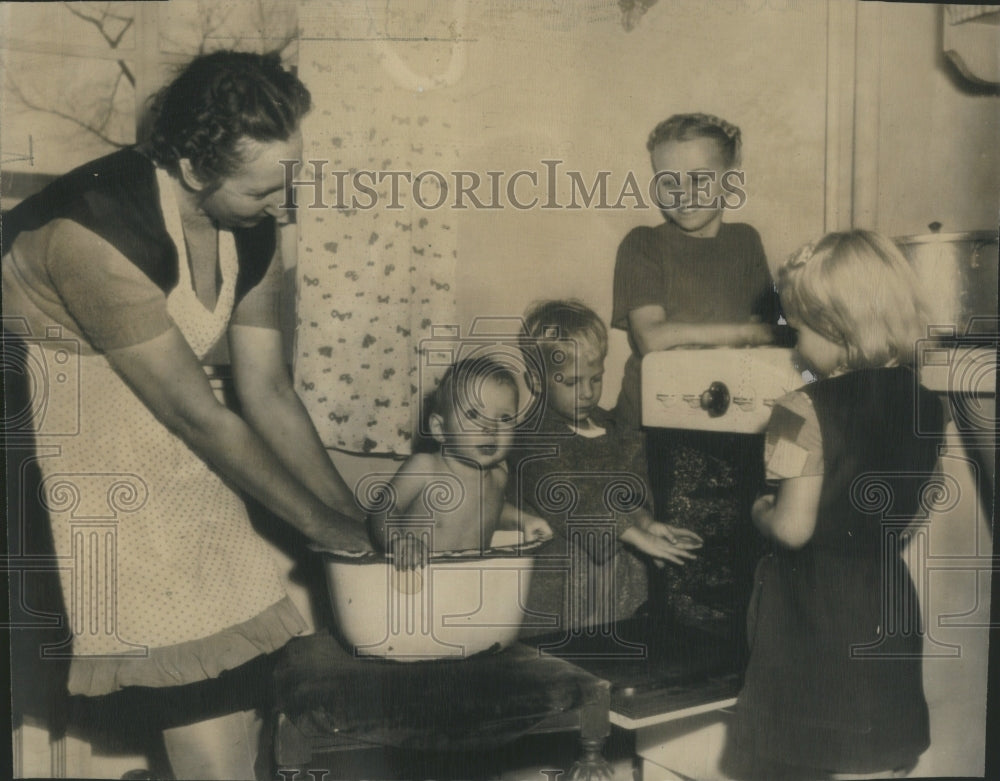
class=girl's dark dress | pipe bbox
[729,367,944,775]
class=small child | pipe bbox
[611,112,784,641]
[613,112,781,429]
[725,230,945,779]
[513,300,702,637]
[369,357,552,569]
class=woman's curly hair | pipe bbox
[142,50,311,185]
[647,113,742,167]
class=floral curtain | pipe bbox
[294,2,465,454]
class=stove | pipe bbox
[524,616,743,722]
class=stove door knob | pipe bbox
[700,381,731,417]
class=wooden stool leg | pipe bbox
[569,675,612,780]
[568,736,613,780]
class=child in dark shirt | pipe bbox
[513,300,702,637]
[611,113,782,641]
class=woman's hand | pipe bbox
[311,509,373,554]
[105,326,357,547]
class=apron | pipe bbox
[26,169,300,695]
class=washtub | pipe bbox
[316,531,539,661]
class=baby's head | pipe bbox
[778,230,928,376]
[522,300,608,426]
[647,113,742,238]
[429,357,519,466]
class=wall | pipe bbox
[856,3,1000,237]
[294,0,829,448]
[451,1,829,406]
[308,3,995,778]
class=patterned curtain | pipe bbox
[295,2,464,454]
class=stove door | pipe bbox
[641,347,807,433]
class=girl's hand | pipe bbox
[623,525,700,566]
[648,522,703,549]
[751,479,821,548]
[522,515,554,542]
[751,493,777,525]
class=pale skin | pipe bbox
[370,378,552,569]
[538,341,703,565]
[103,135,370,553]
[368,450,551,570]
[750,478,824,550]
[751,317,847,549]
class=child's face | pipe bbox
[789,317,847,378]
[650,137,728,238]
[545,345,605,425]
[434,378,518,467]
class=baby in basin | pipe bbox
[369,356,552,569]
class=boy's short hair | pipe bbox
[430,356,518,420]
[779,230,928,369]
[522,299,609,367]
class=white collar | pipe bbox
[569,418,606,438]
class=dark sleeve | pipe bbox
[611,226,667,331]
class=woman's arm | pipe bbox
[367,455,435,568]
[104,326,371,551]
[229,324,360,518]
[751,476,824,549]
[628,304,776,355]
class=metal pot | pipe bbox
[898,227,996,512]
[894,227,998,340]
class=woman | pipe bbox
[2,51,367,779]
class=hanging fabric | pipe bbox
[295,2,465,454]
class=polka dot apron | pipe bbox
[29,170,301,695]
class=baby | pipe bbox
[369,356,552,569]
